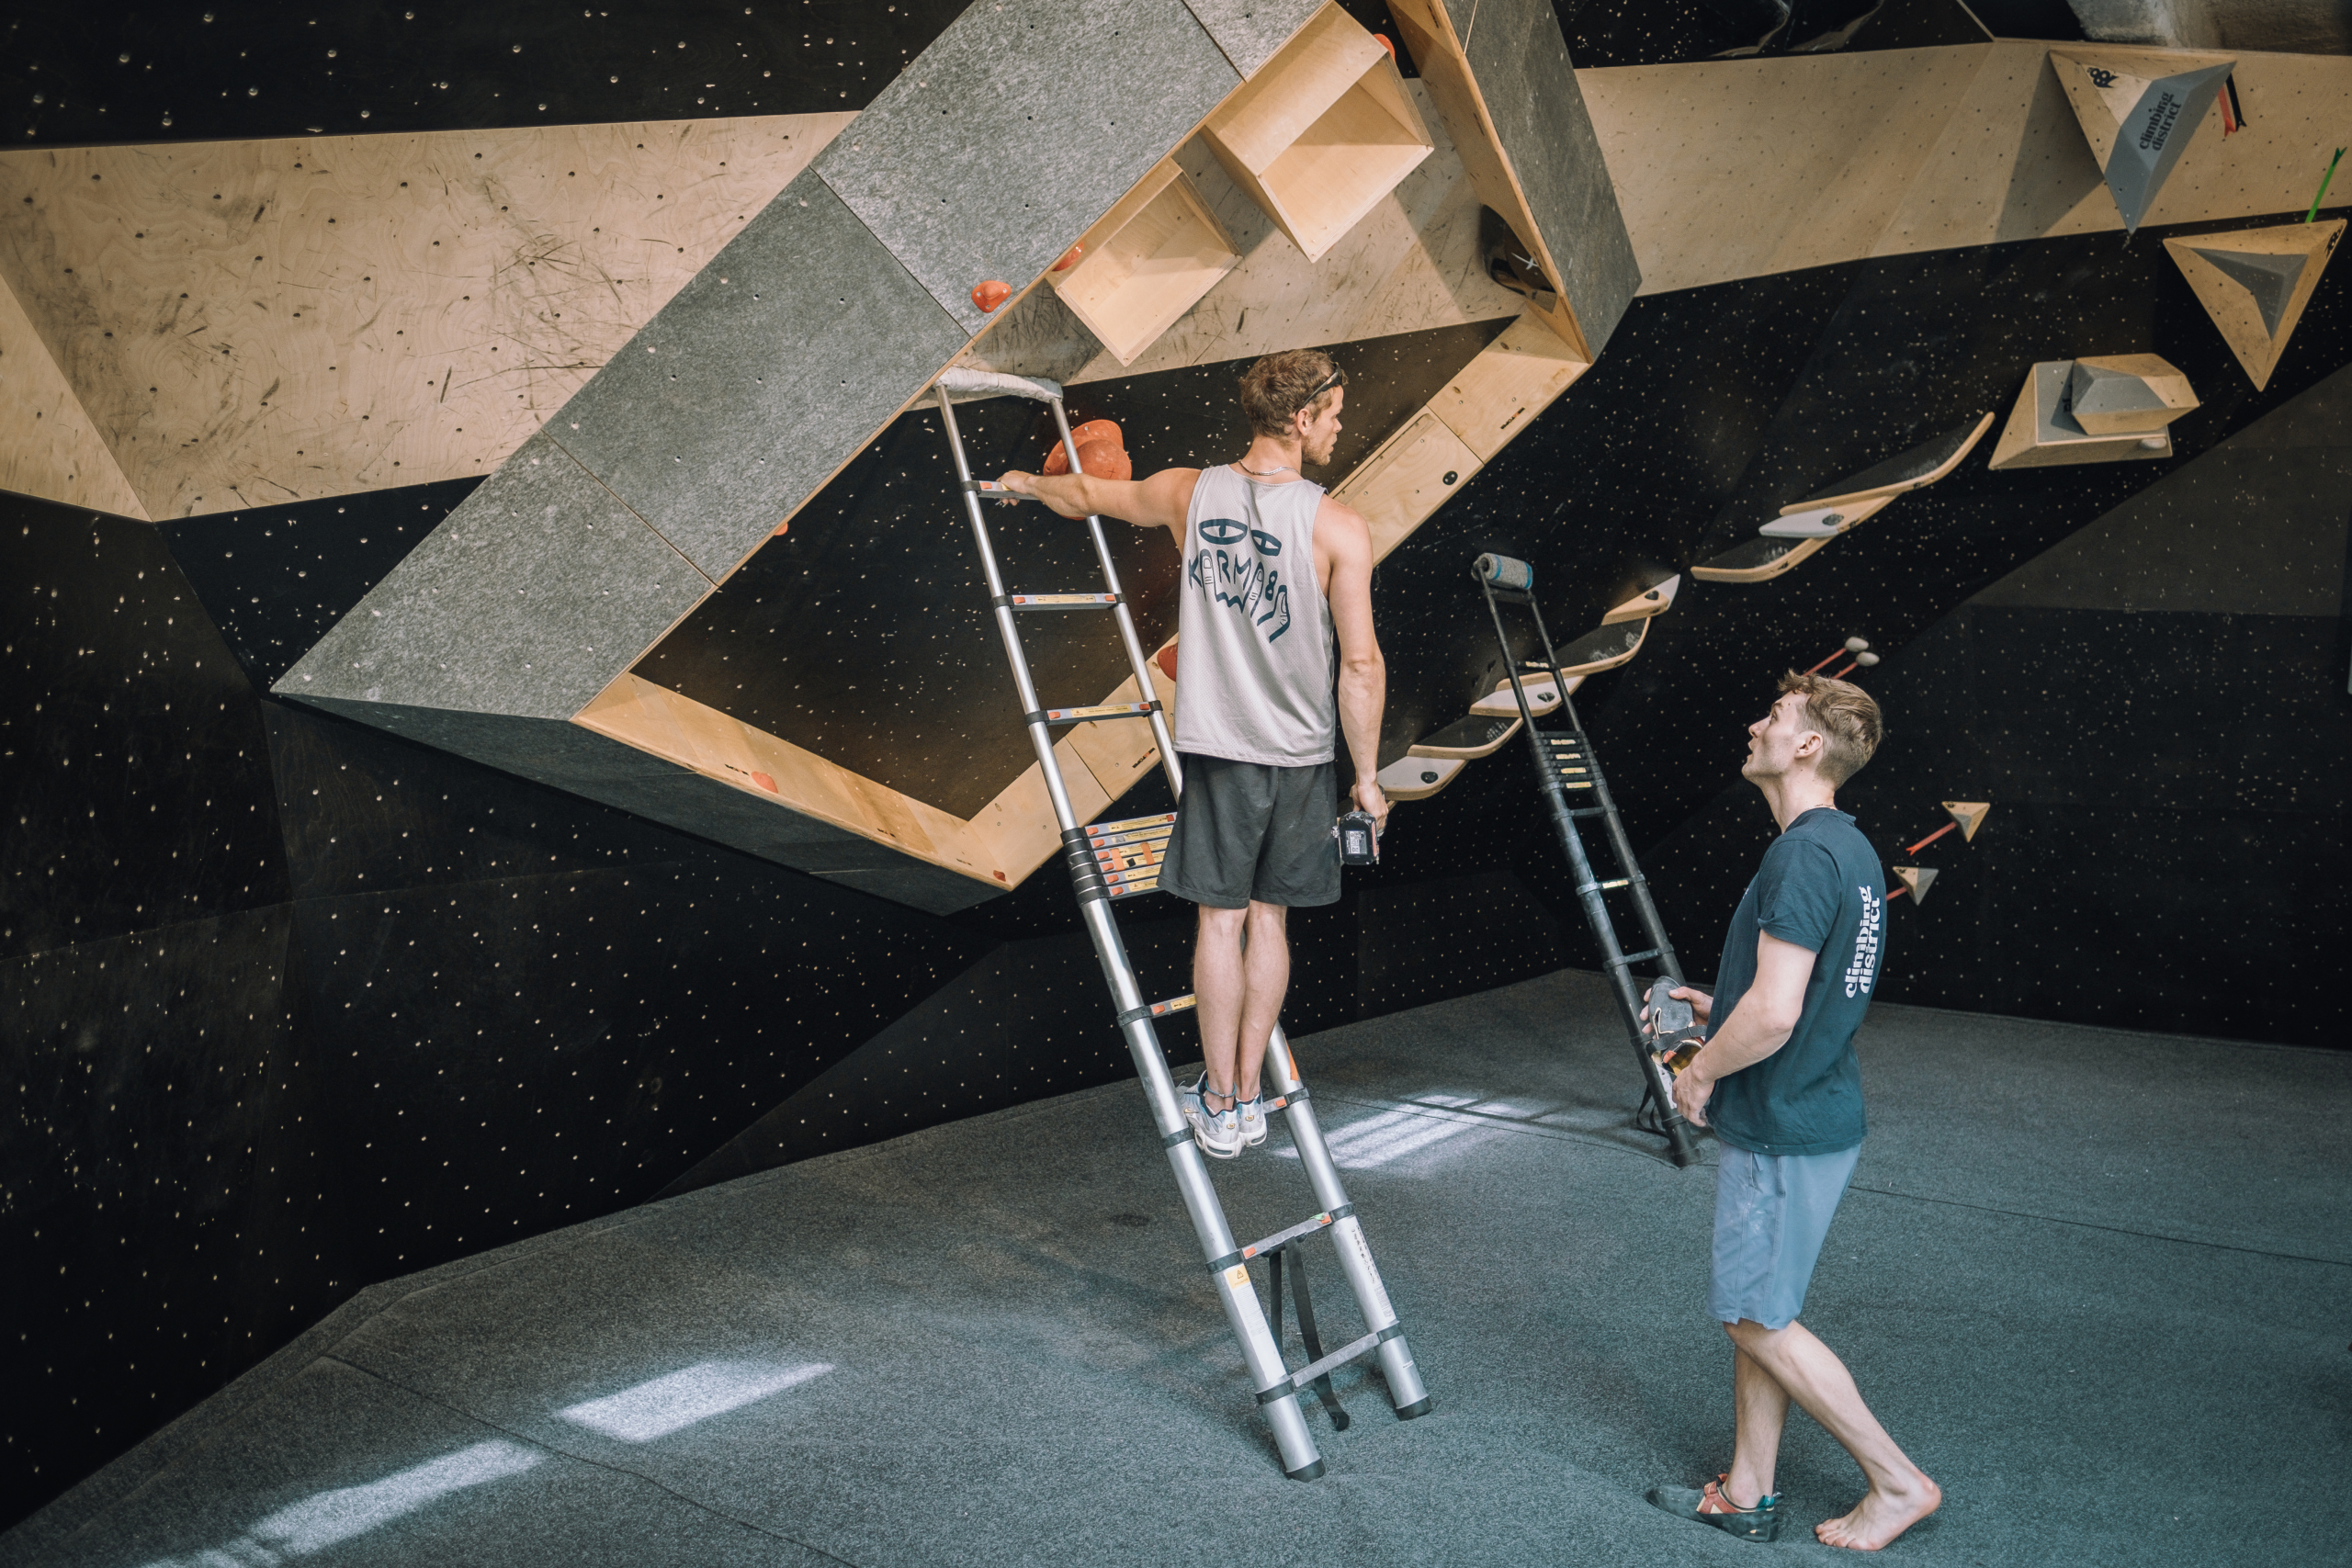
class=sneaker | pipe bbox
[1237,1094,1268,1147]
[1645,1475,1781,1542]
[1183,1077,1242,1160]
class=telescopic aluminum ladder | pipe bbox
[933,368,1430,1480]
[1474,553,1702,1168]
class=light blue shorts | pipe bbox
[1710,1142,1861,1330]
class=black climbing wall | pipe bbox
[1339,215,2352,1051]
[0,493,990,1527]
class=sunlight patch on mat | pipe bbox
[136,1438,544,1565]
[1277,1094,1514,1171]
[557,1359,835,1442]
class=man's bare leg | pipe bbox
[1724,1318,1939,1550]
[1193,905,1248,1109]
[1722,1340,1792,1507]
[1235,902,1289,1100]
[1193,902,1292,1104]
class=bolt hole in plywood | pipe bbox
[1048,156,1239,366]
[1199,3,1434,265]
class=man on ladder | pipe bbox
[1001,349,1387,1160]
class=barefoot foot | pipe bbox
[1815,1473,1941,1551]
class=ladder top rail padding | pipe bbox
[936,367,1065,403]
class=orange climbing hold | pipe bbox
[1044,419,1125,474]
[1074,438,1131,481]
[1051,243,1085,272]
[971,279,1012,312]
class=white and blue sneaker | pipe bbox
[1183,1076,1242,1159]
[1237,1094,1268,1148]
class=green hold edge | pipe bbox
[2309,148,2346,223]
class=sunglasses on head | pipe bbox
[1300,367,1347,410]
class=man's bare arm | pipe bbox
[1671,930,1815,1125]
[999,466,1196,536]
[1319,498,1388,830]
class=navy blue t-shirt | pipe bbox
[1707,807,1884,1156]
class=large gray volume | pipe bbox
[276,429,709,721]
[554,168,967,581]
[1460,0,1642,354]
[813,0,1239,340]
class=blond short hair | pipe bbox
[1779,671,1883,785]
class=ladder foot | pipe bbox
[1285,1458,1328,1482]
[1395,1395,1433,1420]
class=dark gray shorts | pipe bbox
[1157,753,1341,909]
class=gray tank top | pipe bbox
[1172,463,1336,766]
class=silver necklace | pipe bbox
[1236,460,1295,478]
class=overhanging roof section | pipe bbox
[275,0,1636,912]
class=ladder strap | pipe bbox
[1023,701,1160,726]
[1611,947,1663,966]
[994,592,1119,610]
[1253,1324,1405,1403]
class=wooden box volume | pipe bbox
[1199,3,1435,265]
[1048,157,1238,366]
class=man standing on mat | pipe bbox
[1000,349,1385,1159]
[1645,673,1940,1551]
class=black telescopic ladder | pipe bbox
[933,367,1430,1479]
[1473,554,1702,1168]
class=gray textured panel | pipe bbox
[550,168,967,582]
[289,698,1001,915]
[813,0,1238,339]
[273,432,707,721]
[1463,0,1641,354]
[1180,0,1326,73]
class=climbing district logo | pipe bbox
[1844,885,1883,998]
[1188,516,1292,642]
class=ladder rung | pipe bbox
[1085,812,1177,843]
[998,592,1118,610]
[1104,867,1164,896]
[1283,1328,1387,1394]
[1568,807,1607,818]
[1028,701,1159,725]
[1241,1210,1339,1261]
[1615,947,1661,965]
[1593,877,1630,891]
[1148,994,1196,1017]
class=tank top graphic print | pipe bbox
[1172,464,1336,767]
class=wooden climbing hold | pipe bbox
[1889,866,1938,904]
[2163,220,2344,389]
[971,279,1012,312]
